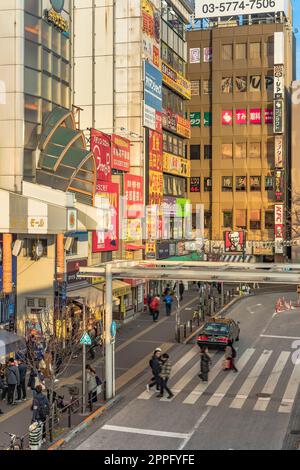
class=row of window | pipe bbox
[162,42,185,76]
[221,41,274,61]
[161,7,185,40]
[163,132,186,158]
[161,19,187,63]
[163,87,185,117]
[190,176,275,193]
[190,75,274,96]
[203,210,274,231]
[190,142,274,160]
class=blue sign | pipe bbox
[50,0,65,13]
[80,332,92,346]
[111,321,117,338]
[144,62,162,113]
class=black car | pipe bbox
[197,317,240,350]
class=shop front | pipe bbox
[123,278,145,314]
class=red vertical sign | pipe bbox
[92,182,119,252]
[91,129,111,182]
[124,175,144,218]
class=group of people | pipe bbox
[199,340,238,382]
[145,282,185,323]
[0,358,28,414]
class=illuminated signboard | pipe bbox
[195,0,289,19]
[45,0,69,36]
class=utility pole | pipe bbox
[175,281,180,342]
[82,299,86,415]
[105,263,114,400]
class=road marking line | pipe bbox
[278,363,300,414]
[102,425,190,440]
[183,356,224,405]
[178,407,211,450]
[260,334,300,340]
[230,350,272,409]
[254,351,290,412]
[206,349,255,407]
[137,347,199,401]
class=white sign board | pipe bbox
[195,0,289,19]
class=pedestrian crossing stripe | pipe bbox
[138,348,298,414]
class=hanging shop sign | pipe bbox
[224,231,245,253]
[124,219,142,242]
[274,100,284,134]
[275,204,284,254]
[92,182,119,253]
[91,129,111,182]
[149,170,163,206]
[190,112,201,127]
[163,153,190,178]
[67,208,77,232]
[190,177,201,193]
[275,135,283,168]
[190,48,201,64]
[222,110,233,126]
[203,47,213,62]
[111,135,130,172]
[275,170,284,202]
[67,259,88,285]
[195,0,288,19]
[265,108,274,125]
[144,61,163,132]
[162,109,191,138]
[250,108,262,125]
[176,115,191,139]
[45,0,69,36]
[124,175,144,219]
[235,109,247,125]
[145,242,157,259]
[274,65,284,99]
[162,62,191,100]
[142,0,161,68]
[149,130,163,172]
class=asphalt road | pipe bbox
[64,291,300,451]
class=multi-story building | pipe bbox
[187,1,294,262]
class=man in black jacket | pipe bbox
[32,385,50,441]
[146,349,162,392]
[16,360,27,402]
[6,358,20,405]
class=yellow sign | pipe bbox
[45,8,69,35]
[162,62,191,100]
[163,153,191,177]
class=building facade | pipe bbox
[187,2,294,262]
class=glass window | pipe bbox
[204,177,212,192]
[25,13,41,43]
[163,133,168,152]
[43,49,52,74]
[236,143,246,159]
[167,134,173,153]
[222,44,233,61]
[250,75,261,92]
[204,211,212,229]
[24,0,41,16]
[267,39,274,58]
[203,79,212,94]
[25,68,41,97]
[42,21,52,49]
[191,81,200,96]
[249,142,261,159]
[222,144,233,159]
[52,78,61,105]
[222,176,233,192]
[61,35,70,61]
[23,150,34,180]
[173,137,178,156]
[223,211,233,227]
[178,140,183,157]
[190,145,200,160]
[221,77,233,93]
[250,210,261,230]
[162,43,168,62]
[25,94,41,123]
[250,176,261,191]
[236,176,247,191]
[42,73,52,101]
[250,43,261,60]
[52,29,61,55]
[52,55,60,78]
[236,43,247,60]
[265,211,274,229]
[25,122,38,150]
[236,210,247,229]
[204,145,212,160]
[25,40,41,70]
[235,76,247,92]
[265,176,274,191]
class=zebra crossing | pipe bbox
[138,347,300,414]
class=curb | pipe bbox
[47,395,120,450]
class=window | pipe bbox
[190,145,200,160]
[27,298,35,308]
[204,211,212,229]
[221,77,233,93]
[267,39,274,58]
[250,210,261,230]
[222,44,233,61]
[222,176,233,192]
[265,211,274,229]
[204,145,212,160]
[38,298,47,308]
[235,76,247,92]
[191,80,200,96]
[222,143,233,159]
[223,211,233,228]
[235,143,246,159]
[66,238,78,256]
[266,141,274,165]
[203,79,212,94]
[236,210,247,229]
[236,43,247,60]
[250,75,261,92]
[250,43,261,60]
[250,176,261,191]
[163,133,168,152]
[204,177,212,192]
[265,176,274,191]
[249,142,261,159]
[236,176,247,192]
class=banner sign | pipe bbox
[142,0,160,68]
[124,175,144,218]
[162,62,191,100]
[111,134,130,172]
[275,170,284,202]
[144,61,162,132]
[67,259,88,285]
[162,109,191,138]
[190,112,201,127]
[149,130,163,172]
[163,153,190,177]
[224,231,245,253]
[275,135,283,168]
[265,108,274,124]
[190,48,201,64]
[250,108,262,125]
[162,196,177,216]
[274,64,284,99]
[145,242,157,259]
[195,0,288,19]
[274,99,284,133]
[92,182,119,253]
[203,47,212,62]
[235,109,247,125]
[275,204,284,254]
[91,129,111,182]
[222,110,233,125]
[149,170,163,206]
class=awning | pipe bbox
[0,331,26,362]
[125,244,145,251]
[67,286,104,310]
[93,280,131,297]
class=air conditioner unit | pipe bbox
[12,240,23,257]
[64,237,74,252]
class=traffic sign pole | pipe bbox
[105,264,114,400]
[82,300,86,415]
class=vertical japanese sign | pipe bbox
[142,0,160,69]
[275,204,284,254]
[124,174,144,218]
[235,109,247,125]
[250,108,262,125]
[274,100,284,133]
[274,64,284,99]
[275,170,284,202]
[275,135,283,168]
[144,61,163,132]
[91,129,111,182]
[149,130,163,172]
[92,182,119,253]
[111,134,130,172]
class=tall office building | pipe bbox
[187,1,294,262]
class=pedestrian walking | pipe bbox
[158,353,174,399]
[0,364,7,403]
[16,359,27,402]
[198,347,212,382]
[6,358,20,405]
[149,296,160,322]
[146,348,162,392]
[163,285,171,296]
[86,364,97,405]
[31,384,50,442]
[164,293,173,316]
[0,371,5,414]
[223,341,238,372]
[179,281,185,302]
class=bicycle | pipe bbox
[4,432,24,450]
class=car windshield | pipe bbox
[204,323,229,335]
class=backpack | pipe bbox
[38,396,50,420]
[165,295,172,305]
[150,298,158,310]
